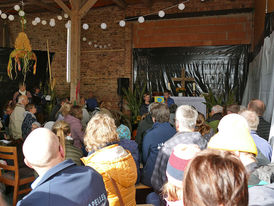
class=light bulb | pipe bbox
[35,17,40,23]
[101,23,107,30]
[82,37,87,41]
[8,15,14,21]
[14,5,20,11]
[18,10,25,17]
[82,23,89,30]
[1,13,7,19]
[64,13,69,18]
[178,3,185,10]
[57,15,62,20]
[119,20,126,27]
[158,10,165,18]
[41,20,47,25]
[138,16,145,23]
[32,20,37,26]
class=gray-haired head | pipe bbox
[175,105,198,132]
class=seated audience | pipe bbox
[249,182,274,206]
[135,103,157,153]
[206,105,223,133]
[22,104,37,139]
[52,121,83,166]
[17,128,108,206]
[208,114,268,187]
[81,113,137,206]
[9,95,28,139]
[79,97,90,128]
[12,82,32,106]
[31,122,41,131]
[86,91,98,112]
[140,93,151,116]
[64,105,84,149]
[195,112,214,141]
[248,99,271,141]
[240,110,272,161]
[56,102,71,121]
[2,104,13,129]
[48,97,68,121]
[151,105,208,193]
[183,149,249,206]
[226,104,240,114]
[164,90,175,108]
[141,103,176,187]
[161,144,200,206]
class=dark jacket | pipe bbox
[65,139,83,166]
[22,112,37,139]
[135,114,154,153]
[140,103,150,116]
[207,112,223,122]
[141,122,176,187]
[257,116,271,141]
[151,131,208,192]
[17,160,108,206]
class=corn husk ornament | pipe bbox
[7,12,37,81]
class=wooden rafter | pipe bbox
[142,0,153,7]
[79,0,98,18]
[112,0,127,9]
[54,0,71,15]
[28,0,61,13]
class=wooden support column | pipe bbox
[54,0,98,103]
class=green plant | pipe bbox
[122,84,146,124]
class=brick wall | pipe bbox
[6,0,254,110]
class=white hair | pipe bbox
[239,110,259,131]
[18,95,27,104]
[211,105,223,114]
[175,105,198,131]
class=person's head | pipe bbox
[70,105,83,120]
[148,102,158,114]
[31,122,41,131]
[195,112,211,136]
[23,128,65,175]
[25,103,36,114]
[84,113,119,151]
[169,104,178,114]
[52,121,71,156]
[18,82,26,92]
[60,102,72,117]
[34,87,40,94]
[5,105,13,115]
[18,95,28,106]
[162,144,200,202]
[164,90,171,99]
[59,97,68,106]
[247,99,266,116]
[208,114,257,167]
[143,93,150,103]
[239,110,259,132]
[175,105,198,132]
[210,105,223,116]
[116,124,131,140]
[226,104,240,114]
[80,97,86,107]
[151,103,170,123]
[183,149,248,206]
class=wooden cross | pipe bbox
[172,68,195,89]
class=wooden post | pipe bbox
[54,0,98,103]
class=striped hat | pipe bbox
[166,144,200,188]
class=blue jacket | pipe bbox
[165,97,175,108]
[17,159,109,206]
[251,131,272,161]
[141,122,176,186]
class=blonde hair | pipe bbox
[59,102,71,117]
[84,113,119,151]
[162,182,182,202]
[52,121,71,155]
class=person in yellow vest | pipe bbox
[81,113,137,206]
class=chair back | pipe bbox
[0,146,19,181]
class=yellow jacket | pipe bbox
[81,144,137,206]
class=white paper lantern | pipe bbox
[21,19,27,24]
[35,17,41,23]
[64,13,69,19]
[14,5,20,11]
[158,10,165,18]
[138,16,145,23]
[41,20,47,25]
[99,45,102,49]
[108,43,111,47]
[104,45,107,48]
[8,15,14,21]
[100,23,107,30]
[1,13,7,19]
[88,41,92,45]
[119,20,126,27]
[49,20,56,27]
[82,23,89,30]
[32,20,37,26]
[178,3,185,10]
[94,44,98,48]
[18,10,25,17]
[57,15,62,20]
[82,37,87,41]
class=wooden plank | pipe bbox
[79,0,98,18]
[142,0,152,8]
[28,0,61,13]
[112,0,127,9]
[54,0,71,16]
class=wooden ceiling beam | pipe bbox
[28,0,61,13]
[142,0,153,8]
[79,0,98,18]
[54,0,71,15]
[112,0,127,9]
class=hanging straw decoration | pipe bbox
[7,8,37,81]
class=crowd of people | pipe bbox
[0,83,273,206]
